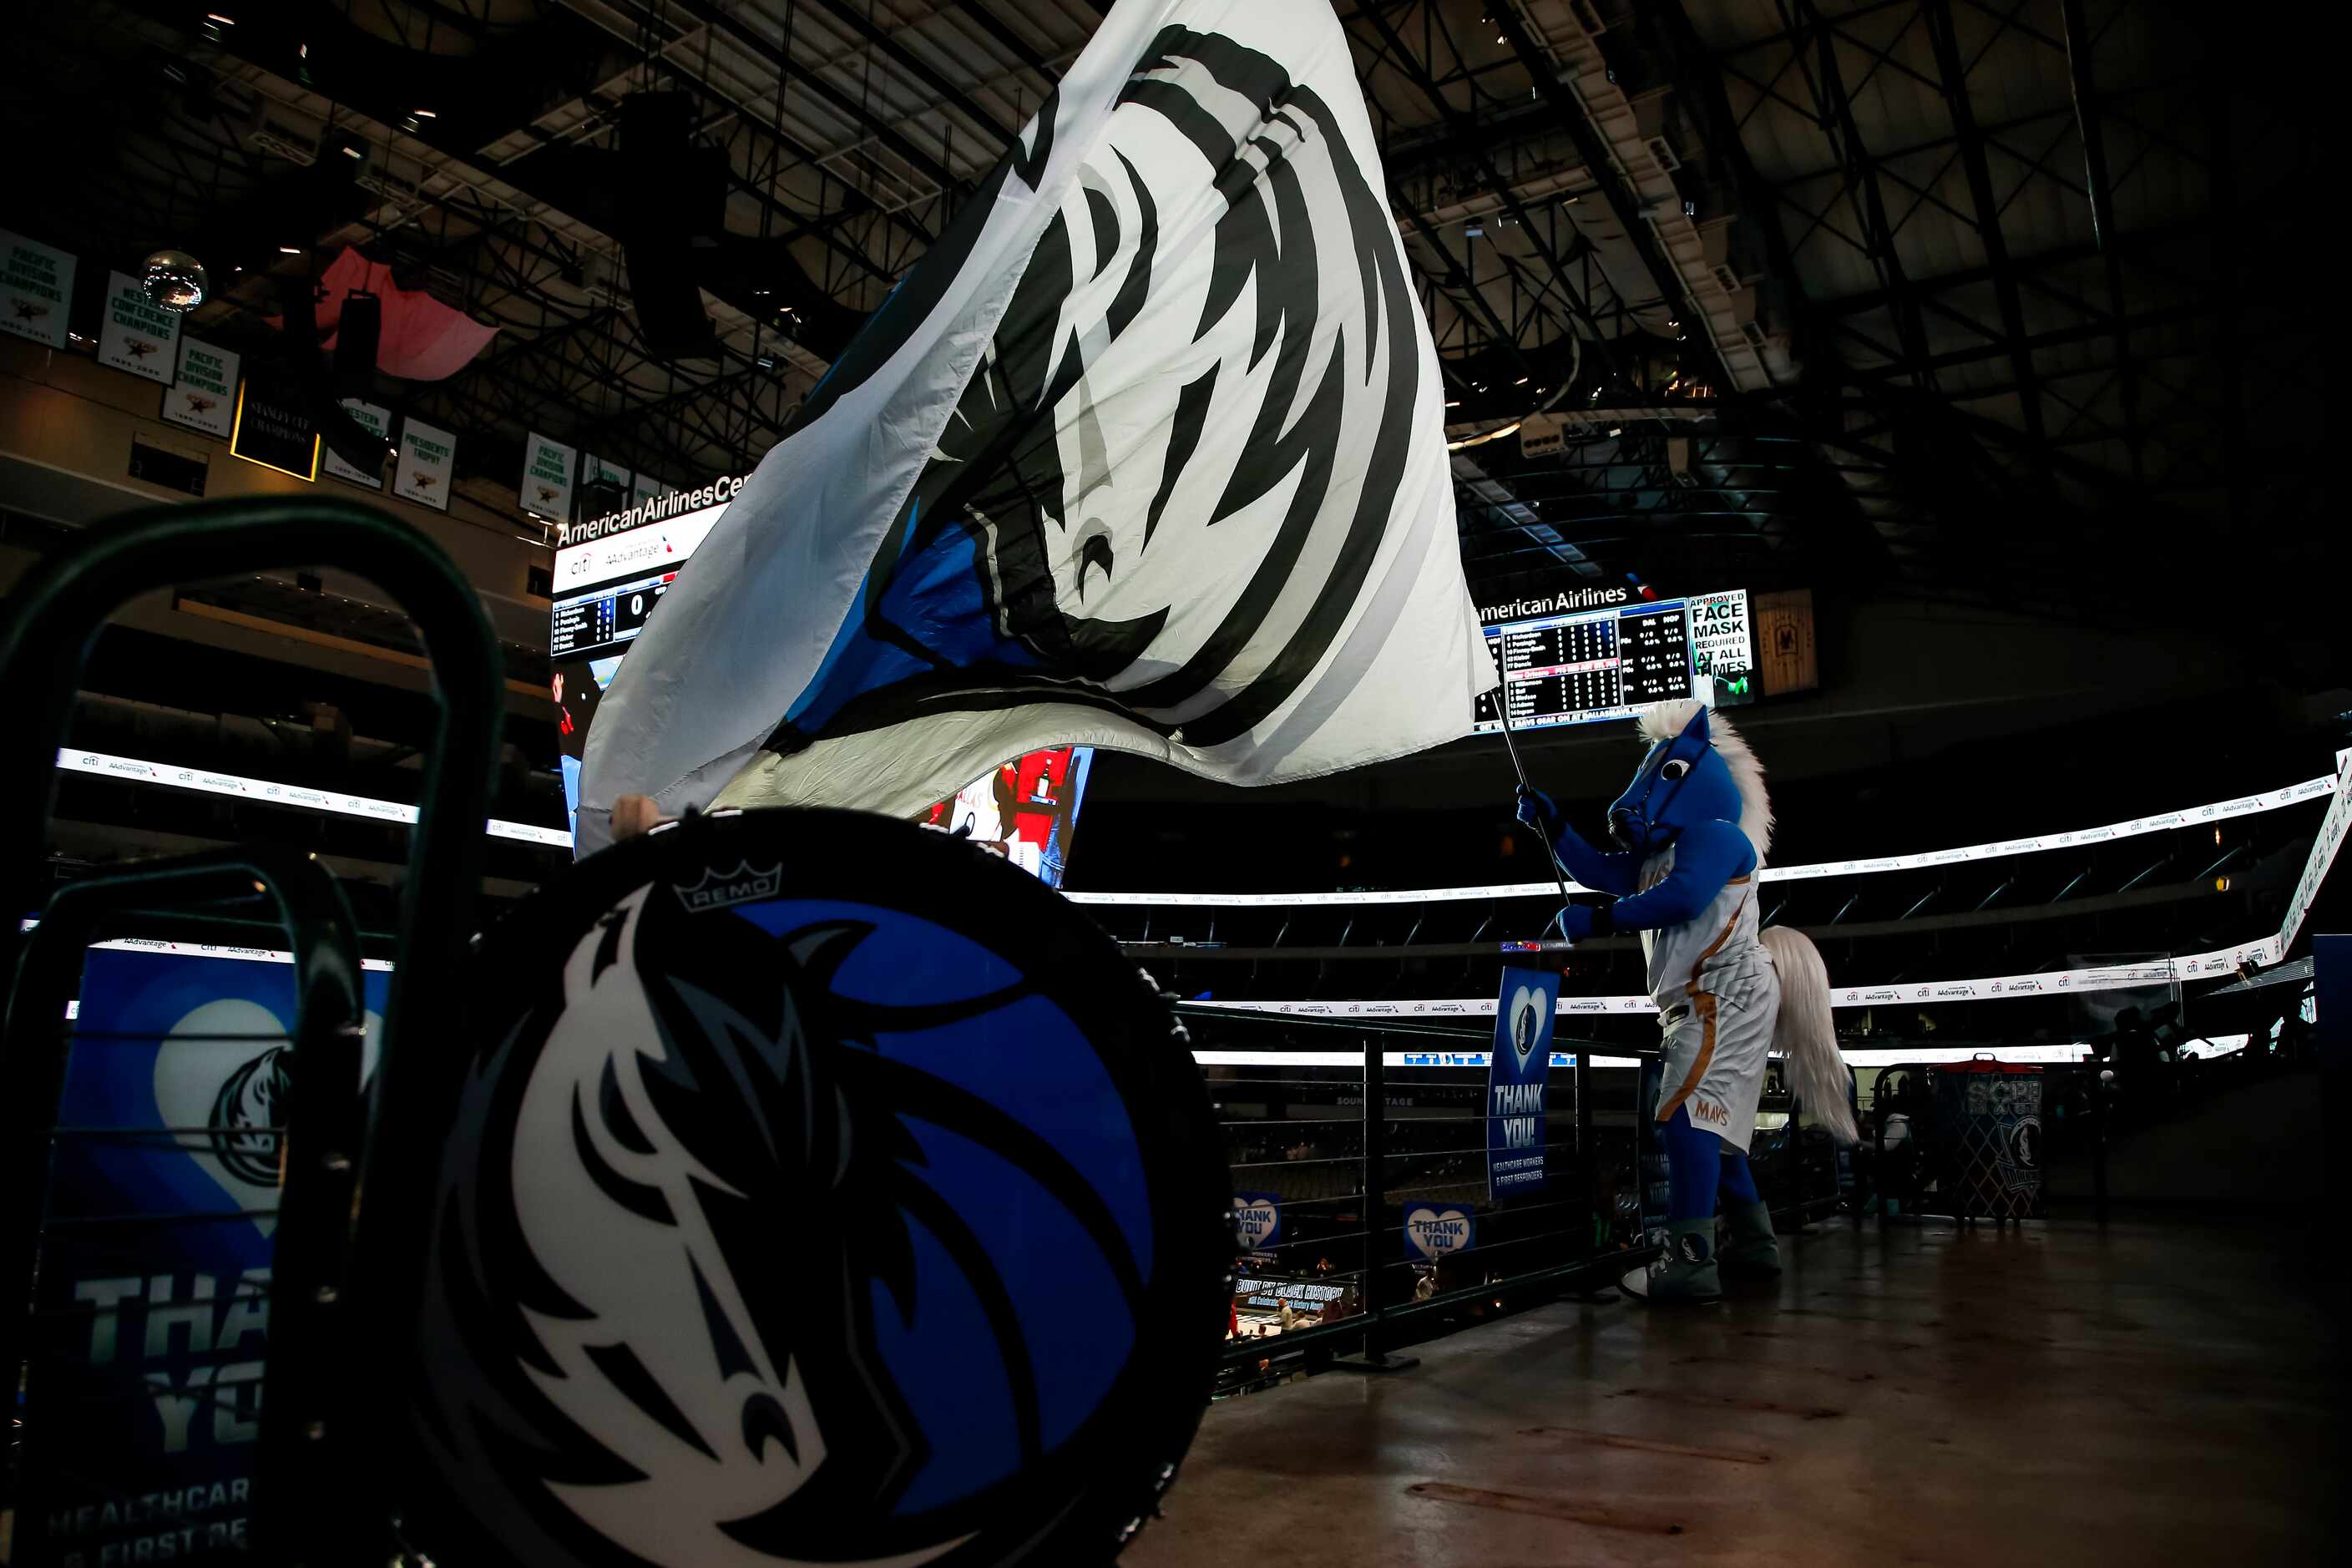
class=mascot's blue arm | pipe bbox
[1550,818,1643,896]
[1581,819,1756,934]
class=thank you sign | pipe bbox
[1487,966,1556,1201]
[1232,1192,1281,1252]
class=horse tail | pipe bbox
[1760,925,1859,1145]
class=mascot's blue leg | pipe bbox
[1719,1149,1759,1205]
[1717,1143,1782,1282]
[1622,1106,1726,1303]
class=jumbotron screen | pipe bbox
[549,485,739,663]
[915,746,1095,890]
[547,493,1094,883]
[1472,586,1754,733]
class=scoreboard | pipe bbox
[1473,588,1753,733]
[549,497,730,662]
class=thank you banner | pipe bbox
[1487,965,1556,1201]
[1404,1205,1475,1261]
[1232,1192,1281,1252]
[13,947,389,1566]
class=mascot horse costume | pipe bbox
[1519,701,1858,1303]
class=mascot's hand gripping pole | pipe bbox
[1491,683,1576,938]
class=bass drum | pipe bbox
[398,808,1228,1566]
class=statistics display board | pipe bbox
[1473,588,1753,733]
[548,483,740,663]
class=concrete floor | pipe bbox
[1129,1216,2338,1567]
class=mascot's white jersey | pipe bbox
[1639,849,1778,1151]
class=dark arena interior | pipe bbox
[0,2,2340,1565]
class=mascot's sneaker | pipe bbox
[1621,1220,1722,1304]
[1718,1199,1782,1281]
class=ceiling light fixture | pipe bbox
[1446,422,1522,453]
[277,245,301,255]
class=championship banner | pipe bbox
[1487,967,1555,1201]
[579,451,631,493]
[1403,1205,1474,1262]
[630,470,676,511]
[97,269,180,383]
[227,365,318,481]
[1232,1191,1281,1251]
[0,228,74,348]
[162,336,240,438]
[582,0,1488,852]
[13,947,389,1567]
[520,431,577,521]
[322,398,392,488]
[393,416,455,510]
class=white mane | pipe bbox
[1636,700,1774,861]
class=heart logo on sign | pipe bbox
[151,999,291,1237]
[1507,985,1544,1072]
[1405,1206,1472,1259]
[1232,1196,1278,1250]
[150,999,383,1237]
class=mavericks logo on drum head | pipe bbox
[410,816,1220,1566]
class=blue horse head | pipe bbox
[1606,701,1773,860]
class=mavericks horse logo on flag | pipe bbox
[579,0,1487,852]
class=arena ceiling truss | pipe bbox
[5,0,2314,615]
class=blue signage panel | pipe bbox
[1486,966,1557,1201]
[15,947,387,1566]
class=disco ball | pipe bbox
[141,249,209,313]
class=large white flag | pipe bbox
[579,0,1485,853]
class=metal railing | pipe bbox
[1181,1005,1656,1383]
[0,498,506,1564]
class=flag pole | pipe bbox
[1491,682,1576,928]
